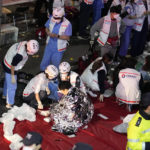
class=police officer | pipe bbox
[2,40,39,108]
[126,92,150,150]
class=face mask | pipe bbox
[113,14,119,19]
[22,146,33,150]
[52,17,61,23]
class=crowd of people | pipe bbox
[1,0,150,149]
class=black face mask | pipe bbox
[53,16,63,23]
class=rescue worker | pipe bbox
[81,53,113,102]
[58,61,87,94]
[115,57,143,112]
[23,65,58,109]
[130,0,150,57]
[126,92,150,150]
[90,5,126,57]
[40,7,72,71]
[2,40,39,108]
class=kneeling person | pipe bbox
[23,65,58,109]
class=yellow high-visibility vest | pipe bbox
[126,111,150,150]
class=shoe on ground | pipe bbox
[6,104,12,109]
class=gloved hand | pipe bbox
[89,40,94,46]
[99,94,104,102]
[11,75,16,84]
[38,101,43,109]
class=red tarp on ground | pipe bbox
[0,97,135,150]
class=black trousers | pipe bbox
[23,91,47,109]
[33,0,54,18]
[79,2,93,36]
[130,18,148,57]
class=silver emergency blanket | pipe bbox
[0,103,36,150]
[50,87,94,135]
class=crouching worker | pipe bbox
[81,53,113,102]
[23,65,58,109]
[2,40,39,108]
[115,57,143,112]
[126,92,150,150]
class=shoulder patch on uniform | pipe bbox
[135,117,142,127]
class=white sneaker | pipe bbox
[6,104,12,109]
[87,90,97,97]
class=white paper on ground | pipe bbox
[97,113,109,120]
[123,114,135,123]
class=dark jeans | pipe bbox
[23,91,47,109]
[130,18,148,57]
[79,2,93,36]
[33,0,53,18]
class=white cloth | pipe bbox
[0,103,36,150]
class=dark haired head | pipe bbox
[91,59,103,74]
[110,5,122,14]
[102,53,113,63]
[140,92,150,110]
[124,57,137,69]
[142,56,150,71]
[58,81,72,91]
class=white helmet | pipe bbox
[52,7,65,19]
[45,65,58,79]
[59,62,71,73]
[27,40,39,55]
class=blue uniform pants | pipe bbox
[92,0,103,24]
[3,72,17,105]
[48,81,59,101]
[119,26,133,57]
[40,44,64,71]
